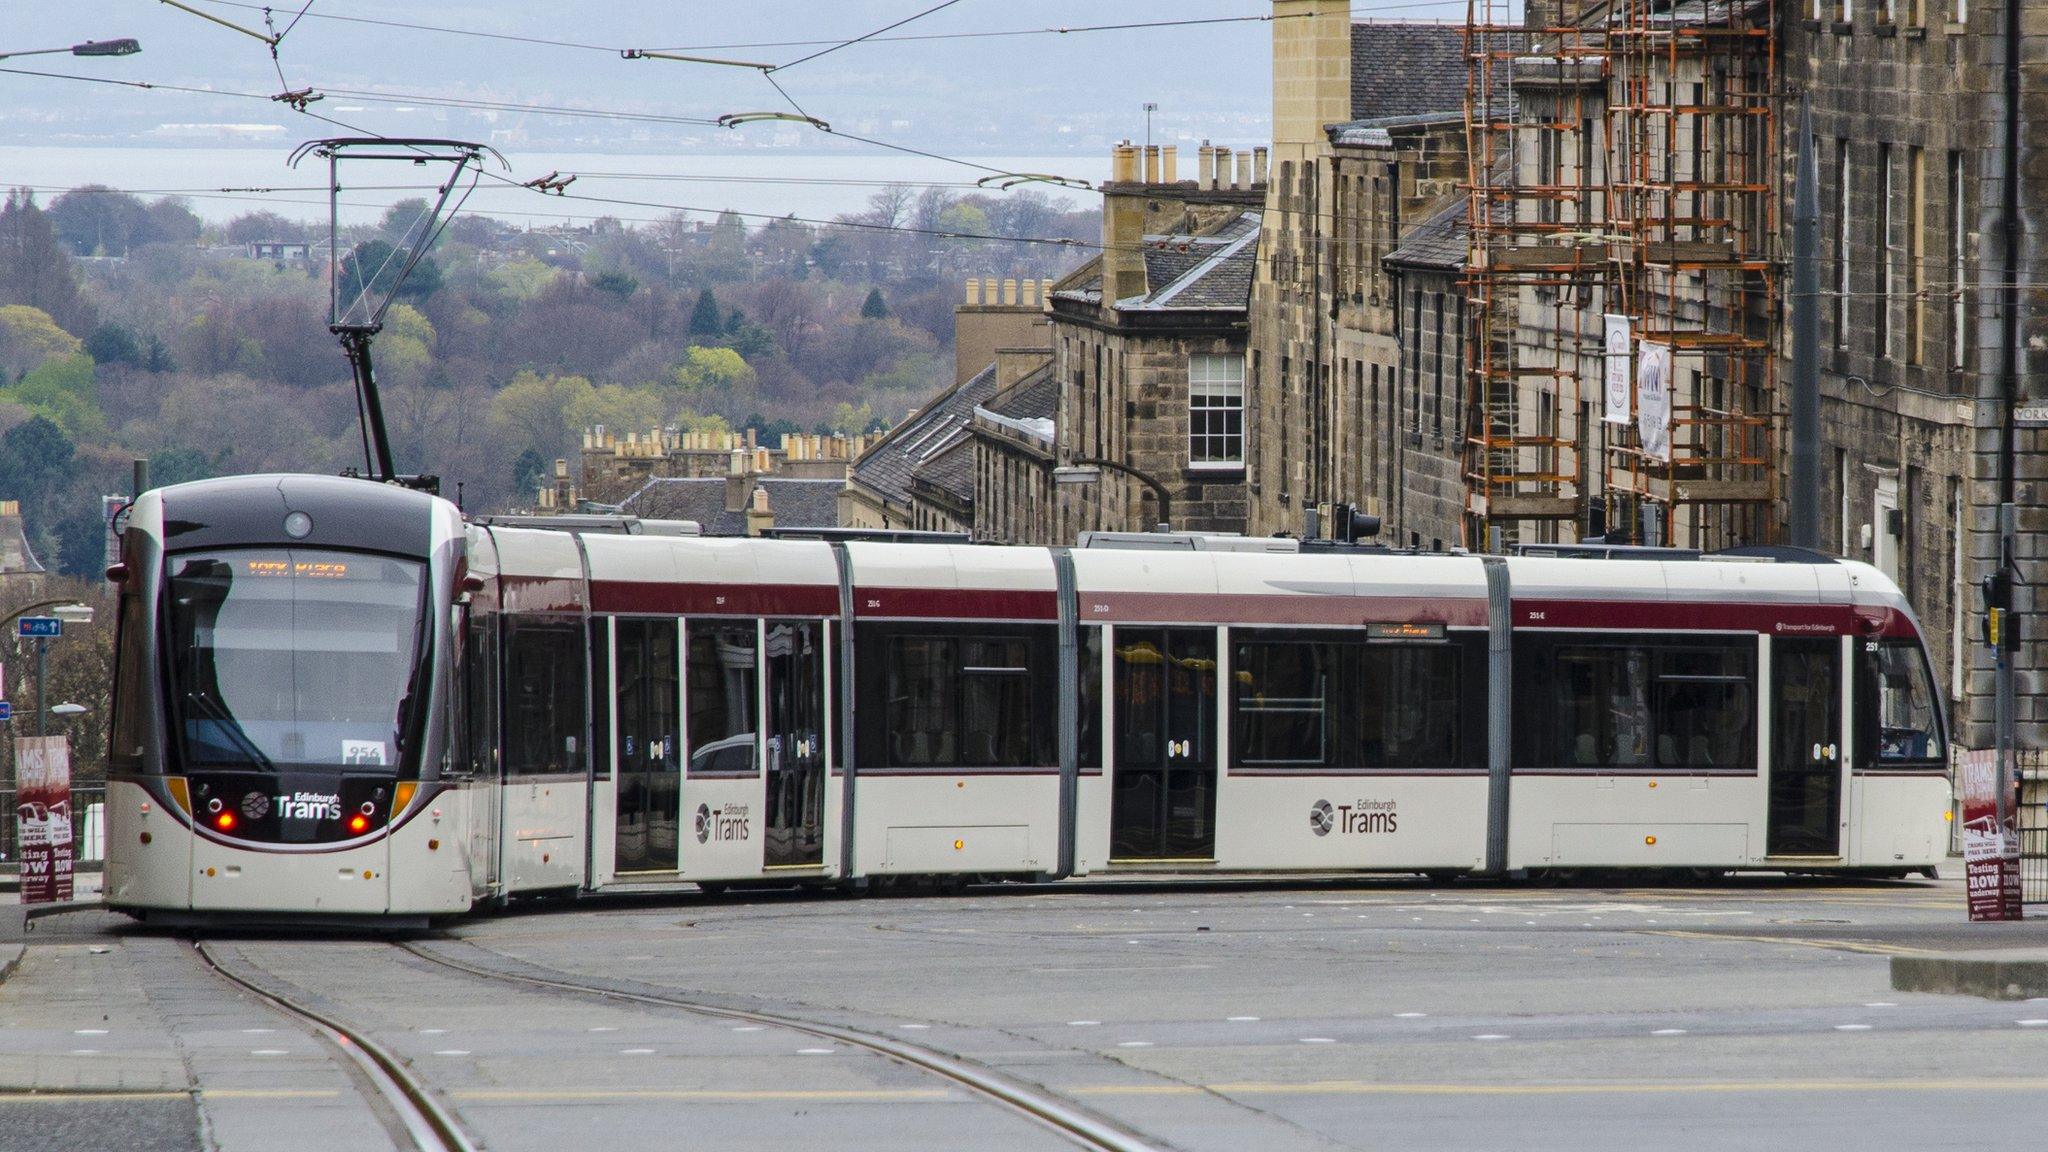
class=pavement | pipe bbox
[0,875,2043,1151]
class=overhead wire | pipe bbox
[769,0,970,72]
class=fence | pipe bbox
[2024,784,2047,905]
[0,784,106,868]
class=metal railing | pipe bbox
[2022,782,2047,905]
[0,784,107,868]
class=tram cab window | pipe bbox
[1517,638,1755,771]
[1230,631,1478,770]
[1077,625,1103,770]
[855,623,1057,769]
[503,616,585,776]
[1857,639,1946,766]
[463,613,498,779]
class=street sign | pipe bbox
[2015,404,2048,426]
[0,701,13,722]
[17,617,60,638]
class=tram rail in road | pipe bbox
[193,940,479,1152]
[398,940,1173,1152]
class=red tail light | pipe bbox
[214,812,236,832]
[348,814,370,834]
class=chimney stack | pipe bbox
[1143,144,1161,183]
[1102,144,1148,305]
[1235,151,1254,189]
[1253,146,1270,185]
[745,485,774,537]
[1199,143,1217,188]
[1162,145,1179,183]
[1271,1,1352,151]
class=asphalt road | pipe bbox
[3,875,2045,1151]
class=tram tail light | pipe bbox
[348,814,371,835]
[214,812,236,832]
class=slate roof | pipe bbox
[1351,23,1468,120]
[618,476,843,536]
[986,362,1058,423]
[910,435,975,505]
[849,361,1001,508]
[1384,196,1469,272]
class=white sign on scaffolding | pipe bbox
[1602,314,1632,424]
[1636,340,1673,463]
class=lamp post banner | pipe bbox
[1636,340,1673,462]
[15,735,72,903]
[1959,747,2022,921]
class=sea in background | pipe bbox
[0,145,1110,228]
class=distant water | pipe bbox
[0,145,1109,227]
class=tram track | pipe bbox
[396,939,1175,1152]
[192,940,479,1152]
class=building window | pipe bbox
[1835,140,1851,349]
[1950,151,1967,372]
[1908,147,1924,364]
[1878,143,1894,359]
[1189,353,1245,467]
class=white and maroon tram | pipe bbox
[102,474,1951,922]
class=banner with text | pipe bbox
[1959,747,2022,921]
[1636,340,1673,463]
[1602,314,1632,424]
[15,735,72,904]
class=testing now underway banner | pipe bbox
[15,736,72,904]
[1959,747,2022,922]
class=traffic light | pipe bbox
[1980,570,2020,651]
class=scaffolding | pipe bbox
[1463,3,1610,546]
[1462,0,1780,548]
[1603,0,1779,546]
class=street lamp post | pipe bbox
[0,38,141,62]
[1055,456,1173,534]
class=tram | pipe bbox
[102,474,1952,922]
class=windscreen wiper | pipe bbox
[182,691,276,772]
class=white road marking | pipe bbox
[1299,1037,1336,1044]
[433,1050,471,1056]
[1834,1024,1873,1032]
[1117,1041,1154,1048]
[589,1026,618,1032]
[419,1029,447,1035]
[1068,1020,1100,1027]
[1652,1029,1687,1036]
[797,1048,833,1055]
[239,1029,274,1035]
[1227,1016,1259,1022]
[1472,1034,1509,1041]
[899,1024,930,1030]
[1864,1002,1897,1008]
[250,1049,288,1056]
[69,1049,99,1055]
[73,1029,107,1035]
[732,1026,764,1032]
[1394,1013,1427,1019]
[2017,1020,2048,1027]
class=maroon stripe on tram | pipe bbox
[854,587,1059,621]
[591,580,840,617]
[1511,599,1917,637]
[1076,591,1488,627]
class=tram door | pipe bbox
[1111,628,1217,860]
[1768,636,1843,856]
[764,620,825,868]
[614,620,681,872]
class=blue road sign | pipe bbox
[0,701,14,722]
[17,617,60,638]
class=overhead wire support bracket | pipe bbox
[621,48,774,71]
[156,0,279,46]
[288,137,507,489]
[522,171,577,195]
[271,87,323,111]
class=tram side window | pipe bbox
[855,623,1057,769]
[1517,639,1755,770]
[1231,631,1475,769]
[1078,625,1103,770]
[503,616,585,776]
[687,621,758,776]
[1858,639,1946,766]
[464,614,497,779]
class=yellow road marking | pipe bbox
[1075,1078,2048,1098]
[0,1091,191,1102]
[451,1088,955,1103]
[1642,928,1932,956]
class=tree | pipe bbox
[84,323,142,369]
[9,353,106,439]
[46,186,148,256]
[860,288,890,320]
[0,305,83,379]
[512,448,547,499]
[53,509,105,579]
[378,198,432,246]
[338,239,443,317]
[224,210,305,245]
[689,288,724,337]
[142,334,175,374]
[0,415,77,527]
[592,271,639,301]
[0,191,96,336]
[148,446,219,487]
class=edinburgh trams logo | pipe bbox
[1311,798,1398,836]
[696,802,751,844]
[276,791,342,821]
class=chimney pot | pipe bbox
[1199,146,1217,188]
[1162,145,1178,183]
[1217,147,1235,188]
[1235,151,1253,189]
[965,278,981,305]
[1002,278,1018,305]
[1111,142,1139,182]
[1142,144,1161,184]
[1253,146,1270,185]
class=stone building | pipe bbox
[1246,8,1474,538]
[1782,3,2041,749]
[564,426,869,509]
[1045,144,1265,540]
[970,361,1058,544]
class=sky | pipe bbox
[0,2,1466,224]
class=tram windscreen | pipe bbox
[166,549,428,774]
